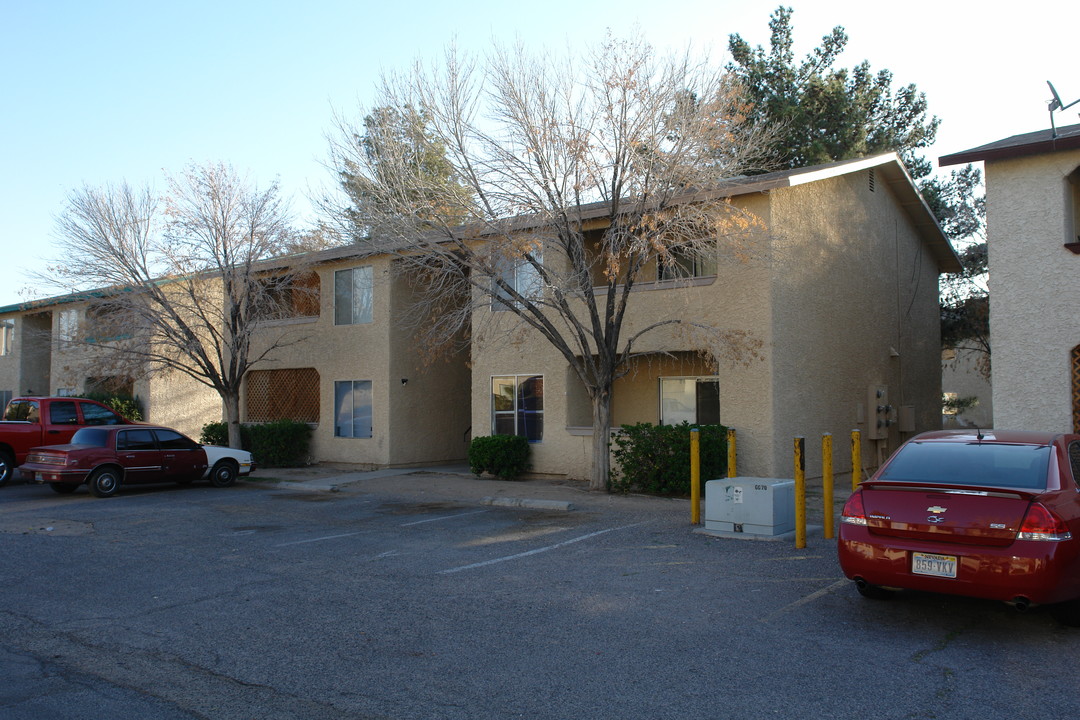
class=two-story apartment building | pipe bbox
[0,152,958,482]
[940,122,1080,433]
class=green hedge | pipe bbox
[468,435,531,480]
[609,422,728,495]
[200,420,312,468]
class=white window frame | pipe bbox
[334,266,373,326]
[492,251,543,311]
[0,321,12,356]
[659,376,720,426]
[334,380,373,438]
[58,308,80,342]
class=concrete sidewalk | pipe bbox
[242,462,685,515]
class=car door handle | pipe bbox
[47,430,61,434]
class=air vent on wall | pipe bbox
[868,168,876,192]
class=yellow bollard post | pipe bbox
[794,437,806,549]
[727,427,737,479]
[823,433,834,540]
[690,428,701,525]
[851,429,862,491]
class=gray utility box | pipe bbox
[704,477,795,537]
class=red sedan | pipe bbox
[22,425,255,498]
[838,430,1080,624]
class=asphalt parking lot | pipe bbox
[2,469,1079,719]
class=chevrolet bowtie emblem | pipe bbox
[927,506,947,514]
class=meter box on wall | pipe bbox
[704,477,795,537]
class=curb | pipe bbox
[481,496,574,512]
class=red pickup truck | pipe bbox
[0,397,130,486]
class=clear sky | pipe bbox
[3,0,1078,307]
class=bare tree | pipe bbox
[51,162,310,448]
[323,36,778,489]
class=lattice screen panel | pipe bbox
[1072,347,1080,434]
[246,368,320,423]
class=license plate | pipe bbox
[912,552,957,578]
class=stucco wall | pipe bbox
[468,194,779,481]
[387,263,472,466]
[985,150,1080,431]
[468,170,948,482]
[243,256,394,465]
[141,371,220,439]
[768,170,944,480]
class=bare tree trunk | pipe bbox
[590,390,613,491]
[223,391,242,449]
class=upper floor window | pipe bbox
[657,248,717,281]
[85,303,134,344]
[335,266,373,325]
[1068,167,1080,247]
[493,252,543,311]
[258,271,321,321]
[0,321,12,355]
[57,308,80,342]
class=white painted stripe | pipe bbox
[439,522,647,574]
[761,578,849,622]
[275,531,366,547]
[400,509,489,527]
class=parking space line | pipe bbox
[275,531,366,547]
[760,578,849,622]
[400,509,489,527]
[439,521,647,574]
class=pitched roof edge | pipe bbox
[939,122,1080,166]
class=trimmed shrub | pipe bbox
[468,434,531,481]
[200,420,312,467]
[609,422,728,495]
[199,422,230,447]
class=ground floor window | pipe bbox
[246,368,320,423]
[492,375,544,442]
[659,377,720,425]
[335,380,373,438]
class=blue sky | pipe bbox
[3,0,1078,306]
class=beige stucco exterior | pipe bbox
[470,157,954,481]
[1,154,953,481]
[982,149,1080,431]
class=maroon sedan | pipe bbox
[22,425,255,498]
[838,430,1080,625]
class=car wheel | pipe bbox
[855,580,894,600]
[1050,599,1080,627]
[0,449,14,487]
[87,467,121,498]
[49,483,78,494]
[209,460,238,488]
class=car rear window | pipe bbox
[70,428,110,447]
[880,441,1051,490]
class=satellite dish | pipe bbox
[1047,81,1080,138]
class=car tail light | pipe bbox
[840,491,868,526]
[1017,503,1072,541]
